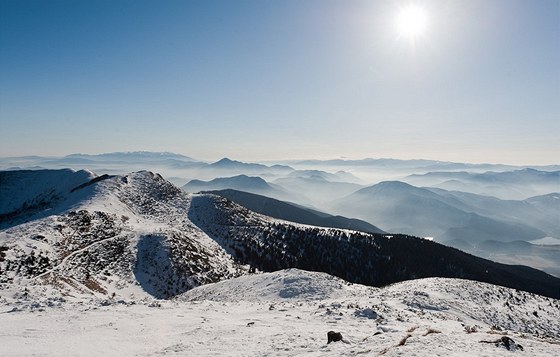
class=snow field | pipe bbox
[2,272,559,356]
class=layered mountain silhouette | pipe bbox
[202,158,294,175]
[330,181,547,242]
[182,174,305,203]
[273,171,364,204]
[205,189,384,234]
[403,169,560,199]
[426,189,560,238]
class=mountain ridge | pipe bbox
[204,188,384,234]
[331,180,549,242]
[1,169,559,301]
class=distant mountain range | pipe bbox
[426,189,560,238]
[272,173,364,204]
[4,151,558,175]
[403,168,560,199]
[326,179,559,276]
[330,181,549,242]
[66,151,198,162]
[285,169,361,183]
[444,239,560,278]
[283,158,560,172]
[204,157,294,174]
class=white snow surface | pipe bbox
[178,268,363,302]
[1,269,560,356]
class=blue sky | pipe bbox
[1,0,558,164]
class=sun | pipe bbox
[396,4,428,39]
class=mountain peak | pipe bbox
[209,158,261,169]
[356,180,418,195]
[214,157,235,164]
[183,175,272,193]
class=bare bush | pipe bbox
[464,325,478,334]
[423,328,441,336]
[398,334,412,346]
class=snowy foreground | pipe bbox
[1,269,559,356]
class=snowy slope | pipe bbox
[0,170,246,302]
[179,268,360,302]
[180,270,559,339]
[1,269,559,356]
[0,169,96,227]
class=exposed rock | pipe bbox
[327,331,343,344]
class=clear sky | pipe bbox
[1,0,559,164]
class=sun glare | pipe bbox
[396,5,428,39]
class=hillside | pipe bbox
[445,239,560,277]
[205,188,384,234]
[182,174,303,203]
[1,169,559,302]
[1,269,559,356]
[188,193,560,298]
[0,170,243,300]
[0,169,97,228]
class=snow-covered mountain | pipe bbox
[0,170,249,300]
[180,269,560,340]
[2,169,559,302]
